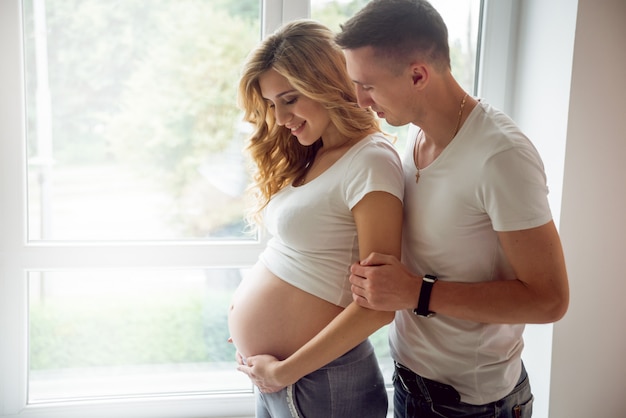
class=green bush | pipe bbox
[29,291,235,370]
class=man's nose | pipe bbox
[355,87,373,108]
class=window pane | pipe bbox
[23,0,260,241]
[28,269,250,402]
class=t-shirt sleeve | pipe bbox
[481,145,553,231]
[344,139,405,210]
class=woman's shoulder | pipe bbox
[349,132,401,161]
[338,132,403,182]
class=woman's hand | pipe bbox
[229,336,286,392]
[237,354,287,393]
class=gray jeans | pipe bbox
[255,339,388,418]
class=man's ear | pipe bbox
[410,64,428,87]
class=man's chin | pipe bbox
[374,110,405,127]
[383,118,404,127]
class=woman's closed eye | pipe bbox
[265,96,298,109]
[282,96,298,105]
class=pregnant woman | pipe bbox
[228,20,404,418]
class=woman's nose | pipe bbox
[274,105,291,126]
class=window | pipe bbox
[0,1,513,417]
[24,0,259,241]
[2,1,264,416]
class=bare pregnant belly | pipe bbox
[228,261,344,360]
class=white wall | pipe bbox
[549,0,626,416]
[508,0,626,416]
[505,1,578,417]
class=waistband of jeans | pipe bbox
[394,362,461,404]
[395,361,528,404]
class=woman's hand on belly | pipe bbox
[236,353,286,393]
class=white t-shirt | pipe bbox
[260,133,404,308]
[391,101,552,405]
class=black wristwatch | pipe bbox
[413,274,438,317]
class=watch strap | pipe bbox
[413,274,438,317]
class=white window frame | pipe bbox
[476,0,519,113]
[0,1,520,417]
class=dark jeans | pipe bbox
[393,362,533,418]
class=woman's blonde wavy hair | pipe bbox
[238,19,381,227]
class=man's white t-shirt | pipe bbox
[392,101,552,405]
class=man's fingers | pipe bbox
[351,283,364,299]
[352,289,373,308]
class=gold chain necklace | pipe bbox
[415,93,468,183]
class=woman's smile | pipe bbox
[289,121,306,135]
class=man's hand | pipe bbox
[349,252,421,311]
[237,354,288,393]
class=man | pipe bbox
[336,1,569,417]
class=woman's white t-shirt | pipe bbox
[260,133,404,308]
